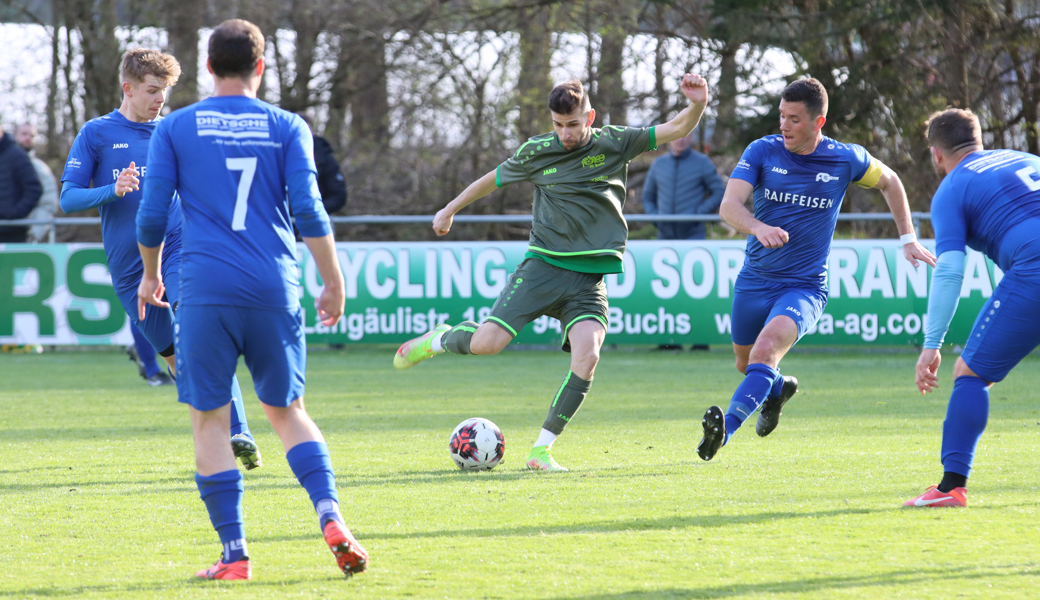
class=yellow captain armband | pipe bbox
[854,158,884,189]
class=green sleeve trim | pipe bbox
[485,316,517,337]
[495,166,502,188]
[563,315,607,343]
[514,138,542,157]
[527,245,623,259]
[456,325,478,333]
[649,126,657,152]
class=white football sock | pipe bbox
[430,332,445,353]
[534,428,558,448]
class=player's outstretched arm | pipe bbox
[874,164,936,268]
[655,74,709,146]
[303,234,345,327]
[433,169,499,236]
[719,178,789,248]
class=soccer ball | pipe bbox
[449,417,505,471]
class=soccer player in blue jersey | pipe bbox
[59,48,261,469]
[137,19,367,580]
[904,109,1040,508]
[696,78,936,461]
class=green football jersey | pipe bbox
[495,125,657,274]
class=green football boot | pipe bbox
[231,433,262,471]
[526,445,568,472]
[394,323,451,370]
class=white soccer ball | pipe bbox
[449,417,505,471]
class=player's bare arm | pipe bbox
[136,241,169,320]
[654,74,710,146]
[303,233,345,327]
[874,163,936,268]
[433,169,499,236]
[915,348,942,395]
[115,161,141,197]
[719,178,789,249]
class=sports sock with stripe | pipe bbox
[723,363,780,444]
[768,371,786,400]
[542,371,592,435]
[940,375,989,483]
[286,441,343,529]
[195,469,247,562]
[441,321,479,355]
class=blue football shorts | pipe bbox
[175,305,307,411]
[114,243,182,354]
[730,271,827,347]
[960,268,1040,383]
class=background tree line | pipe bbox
[3,0,1039,241]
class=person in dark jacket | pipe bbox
[0,123,43,243]
[297,114,346,214]
[642,131,724,240]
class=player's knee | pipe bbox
[735,356,748,374]
[572,347,599,378]
[952,358,983,381]
[470,327,509,355]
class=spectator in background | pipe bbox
[15,123,59,243]
[297,114,347,215]
[642,131,724,240]
[0,121,43,243]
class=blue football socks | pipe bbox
[229,375,251,438]
[768,372,786,400]
[286,441,344,529]
[195,469,247,562]
[940,375,990,480]
[129,325,161,378]
[724,363,781,444]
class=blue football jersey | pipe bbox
[61,110,182,295]
[730,135,882,287]
[142,95,329,309]
[931,149,1040,271]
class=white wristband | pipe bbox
[900,232,917,245]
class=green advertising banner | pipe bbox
[1,241,1001,347]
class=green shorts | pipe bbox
[485,258,609,351]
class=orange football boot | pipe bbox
[323,520,368,577]
[194,557,252,580]
[903,485,967,508]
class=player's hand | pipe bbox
[680,73,709,106]
[915,348,941,395]
[433,207,455,236]
[315,284,345,327]
[904,241,936,268]
[751,223,789,249]
[137,273,169,321]
[115,161,140,197]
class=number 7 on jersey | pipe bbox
[226,157,257,231]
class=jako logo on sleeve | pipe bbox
[816,173,839,182]
[112,143,129,149]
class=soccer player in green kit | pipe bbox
[395,74,709,471]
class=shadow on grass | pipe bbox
[0,574,353,598]
[253,506,890,544]
[556,564,1040,599]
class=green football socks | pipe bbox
[442,320,479,355]
[543,370,592,435]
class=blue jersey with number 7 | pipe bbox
[931,149,1040,271]
[139,96,330,309]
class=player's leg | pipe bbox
[129,322,171,385]
[159,245,260,468]
[176,305,251,580]
[528,270,609,472]
[700,286,824,461]
[906,273,1040,507]
[245,306,367,576]
[528,318,605,472]
[393,259,547,368]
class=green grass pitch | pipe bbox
[1,348,1038,599]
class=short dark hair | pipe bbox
[121,48,181,86]
[548,79,591,115]
[782,77,828,118]
[208,19,265,79]
[925,108,982,153]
